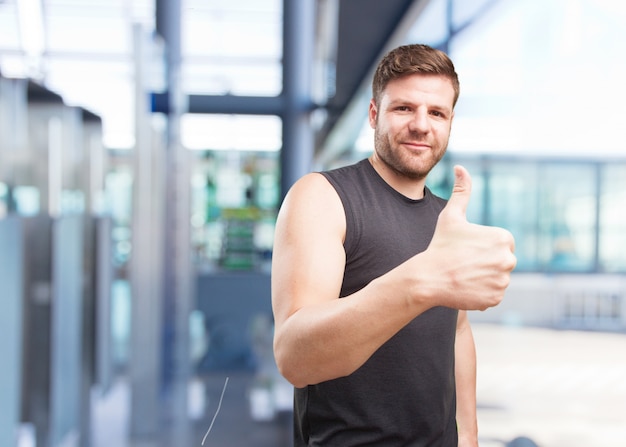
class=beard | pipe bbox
[373,127,448,180]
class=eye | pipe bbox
[430,110,443,117]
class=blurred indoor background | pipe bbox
[1,0,625,446]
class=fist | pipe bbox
[424,165,516,311]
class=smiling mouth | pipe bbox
[402,141,430,151]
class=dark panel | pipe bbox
[27,80,64,103]
[195,272,272,371]
[333,0,415,107]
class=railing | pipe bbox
[557,288,624,331]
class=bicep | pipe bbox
[271,173,347,327]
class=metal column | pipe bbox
[157,0,194,443]
[129,0,194,443]
[280,0,317,200]
[129,24,164,438]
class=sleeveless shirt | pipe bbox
[293,159,459,446]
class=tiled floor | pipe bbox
[472,324,626,447]
[91,371,292,447]
[90,324,626,447]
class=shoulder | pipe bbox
[320,159,370,185]
[276,172,346,240]
[282,172,340,209]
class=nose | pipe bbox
[408,108,429,134]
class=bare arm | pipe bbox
[455,311,479,447]
[271,172,428,387]
[272,166,516,388]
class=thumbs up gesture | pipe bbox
[421,165,517,311]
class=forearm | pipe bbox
[273,268,431,388]
[455,313,478,445]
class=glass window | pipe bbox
[487,161,539,271]
[437,157,609,273]
[182,0,282,97]
[181,114,282,152]
[599,164,626,272]
[536,164,597,272]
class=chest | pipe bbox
[342,196,441,295]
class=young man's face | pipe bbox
[369,73,455,181]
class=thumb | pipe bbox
[444,165,472,219]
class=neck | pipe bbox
[368,155,427,200]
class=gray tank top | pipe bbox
[294,158,459,446]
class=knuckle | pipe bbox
[498,274,511,290]
[495,227,514,245]
[497,251,517,272]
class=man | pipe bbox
[271,44,516,446]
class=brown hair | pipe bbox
[372,44,460,107]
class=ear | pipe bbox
[368,98,378,129]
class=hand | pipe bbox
[422,165,516,311]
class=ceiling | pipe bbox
[0,0,155,147]
[0,0,519,161]
[0,0,427,154]
[4,0,626,164]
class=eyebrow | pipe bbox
[388,99,452,115]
